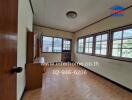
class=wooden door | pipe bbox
[26,32,35,63]
[61,39,72,62]
[61,52,71,62]
[36,39,41,57]
[0,0,18,100]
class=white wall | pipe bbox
[17,0,33,100]
[74,7,132,89]
[33,26,74,62]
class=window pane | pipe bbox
[89,48,92,53]
[96,42,101,50]
[122,49,132,58]
[85,36,93,54]
[122,43,132,48]
[123,29,132,39]
[63,40,71,50]
[85,43,89,48]
[43,44,52,52]
[53,38,62,52]
[101,49,107,55]
[89,37,93,42]
[102,41,107,48]
[63,47,66,50]
[113,31,122,39]
[67,45,70,49]
[96,35,101,41]
[80,44,84,48]
[95,50,100,54]
[95,41,101,54]
[113,40,121,48]
[54,38,62,47]
[89,43,93,48]
[53,47,61,52]
[42,36,53,52]
[85,48,89,53]
[67,41,70,44]
[102,34,108,41]
[95,34,108,55]
[112,49,121,57]
[123,39,132,44]
[86,38,89,42]
[79,48,83,53]
[79,39,84,43]
[78,38,84,53]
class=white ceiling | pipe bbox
[31,0,132,32]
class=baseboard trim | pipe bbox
[20,87,26,100]
[76,63,132,93]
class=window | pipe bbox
[112,28,132,58]
[77,38,84,53]
[53,38,62,52]
[85,36,93,54]
[95,33,108,55]
[76,25,132,62]
[63,39,71,51]
[42,36,62,52]
[42,36,53,52]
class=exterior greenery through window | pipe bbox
[112,28,132,58]
[95,33,108,55]
[77,38,84,53]
[85,36,93,53]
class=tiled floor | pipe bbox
[23,64,132,100]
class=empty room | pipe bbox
[0,0,132,100]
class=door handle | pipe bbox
[11,66,23,73]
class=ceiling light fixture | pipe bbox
[66,11,77,19]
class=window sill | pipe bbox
[42,52,61,53]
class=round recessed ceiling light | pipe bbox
[66,11,77,19]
